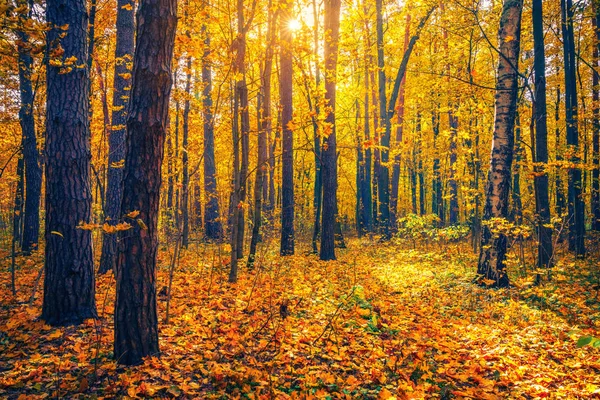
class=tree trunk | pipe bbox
[181,55,192,247]
[532,0,554,270]
[280,0,294,256]
[42,0,97,326]
[201,20,222,241]
[390,14,410,229]
[375,0,391,238]
[16,1,42,255]
[555,86,566,217]
[248,3,276,267]
[99,0,135,274]
[311,0,322,253]
[320,0,341,261]
[114,0,177,365]
[561,0,585,256]
[593,0,600,231]
[477,0,523,288]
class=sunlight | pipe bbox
[288,18,301,31]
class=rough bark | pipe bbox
[477,0,523,288]
[42,0,97,326]
[114,0,177,365]
[99,0,135,274]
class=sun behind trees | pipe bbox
[1,0,600,396]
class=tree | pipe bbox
[477,0,523,288]
[114,0,177,365]
[592,0,600,231]
[42,0,97,326]
[248,2,277,268]
[201,9,223,242]
[99,0,135,275]
[15,0,42,255]
[320,0,341,261]
[280,0,294,256]
[532,0,553,271]
[561,0,585,257]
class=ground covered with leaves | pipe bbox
[1,239,600,399]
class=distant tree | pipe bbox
[320,0,341,261]
[42,0,97,325]
[114,0,177,365]
[532,0,553,271]
[477,0,523,288]
[201,7,223,242]
[280,0,295,256]
[561,0,585,257]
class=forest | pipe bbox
[1,0,600,397]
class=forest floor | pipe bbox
[1,238,600,399]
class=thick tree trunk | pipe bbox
[532,0,553,270]
[477,0,523,288]
[42,0,97,326]
[280,0,294,256]
[320,0,341,261]
[561,0,585,256]
[99,0,135,274]
[114,0,177,365]
[16,1,42,255]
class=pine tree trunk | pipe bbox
[114,0,177,365]
[320,0,341,261]
[477,0,523,288]
[42,0,97,326]
[280,0,294,256]
[16,1,42,255]
[99,0,135,274]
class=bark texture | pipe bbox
[114,0,177,365]
[477,0,523,288]
[42,0,97,326]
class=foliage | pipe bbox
[2,241,600,398]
